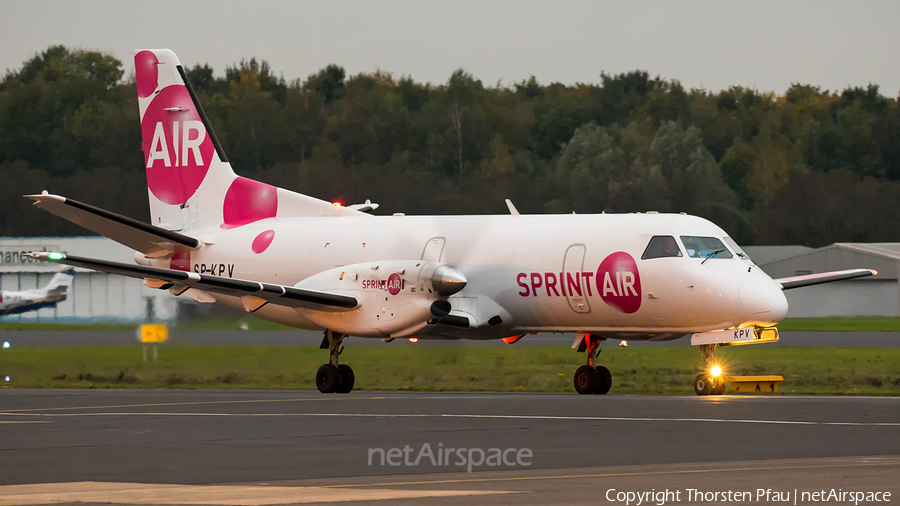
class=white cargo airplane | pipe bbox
[26,49,875,395]
[0,269,73,317]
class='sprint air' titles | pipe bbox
[517,252,642,313]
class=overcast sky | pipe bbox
[2,0,898,94]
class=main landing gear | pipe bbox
[573,333,612,395]
[317,330,355,393]
[694,343,726,396]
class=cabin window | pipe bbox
[680,236,733,259]
[641,236,683,259]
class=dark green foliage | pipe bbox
[2,45,900,246]
[306,64,345,103]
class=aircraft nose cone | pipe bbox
[431,265,467,295]
[740,275,788,324]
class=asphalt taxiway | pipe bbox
[0,390,898,504]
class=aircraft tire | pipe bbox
[316,364,341,393]
[337,364,355,393]
[594,366,612,395]
[693,374,713,396]
[712,378,726,395]
[574,365,599,395]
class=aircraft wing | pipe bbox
[27,252,359,312]
[774,269,877,290]
[26,193,200,257]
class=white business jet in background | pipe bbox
[26,49,874,395]
[0,269,73,317]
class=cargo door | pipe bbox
[563,244,591,313]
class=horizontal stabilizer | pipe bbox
[45,269,75,294]
[775,268,876,290]
[346,200,379,213]
[26,193,200,257]
[27,252,359,312]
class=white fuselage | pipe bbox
[165,212,788,340]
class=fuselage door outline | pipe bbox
[563,243,591,314]
[421,236,446,263]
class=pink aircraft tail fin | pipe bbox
[134,49,364,232]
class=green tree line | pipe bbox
[2,45,900,246]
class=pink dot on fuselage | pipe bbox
[252,230,276,254]
[223,177,278,227]
[135,51,159,98]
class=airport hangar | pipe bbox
[745,243,900,316]
[0,237,176,322]
[0,237,896,322]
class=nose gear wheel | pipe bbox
[695,343,725,396]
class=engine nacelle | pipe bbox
[295,260,467,337]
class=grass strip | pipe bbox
[1,345,898,395]
[775,317,900,332]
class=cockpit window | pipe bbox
[642,236,683,259]
[723,237,752,262]
[680,236,733,259]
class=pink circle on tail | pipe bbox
[252,230,276,254]
[134,51,159,98]
[141,86,215,205]
[223,177,278,227]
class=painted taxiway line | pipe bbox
[316,458,900,489]
[0,395,503,413]
[1,411,898,427]
[0,397,363,413]
[0,481,511,505]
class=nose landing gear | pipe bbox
[694,343,725,396]
[573,333,612,395]
[317,330,355,393]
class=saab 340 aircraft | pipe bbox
[26,49,875,395]
[0,269,73,317]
